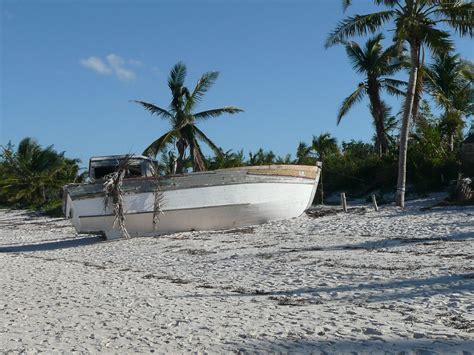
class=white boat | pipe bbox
[63,155,321,239]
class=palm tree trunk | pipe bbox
[176,138,188,174]
[375,117,389,157]
[411,46,424,124]
[368,78,389,156]
[396,44,419,208]
[176,157,184,174]
[449,134,454,152]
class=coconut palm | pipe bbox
[275,154,293,164]
[0,138,83,207]
[134,62,243,173]
[295,142,314,165]
[311,133,339,204]
[208,149,246,170]
[426,53,474,151]
[327,0,474,207]
[248,149,276,166]
[371,101,399,149]
[338,34,404,156]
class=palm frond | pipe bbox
[377,43,405,74]
[193,126,223,157]
[194,106,244,121]
[459,60,474,81]
[422,25,454,56]
[342,0,352,12]
[384,84,407,97]
[345,41,367,73]
[296,142,312,161]
[132,100,174,120]
[311,133,338,159]
[142,130,178,158]
[187,71,219,110]
[435,1,474,37]
[189,136,207,172]
[373,0,399,7]
[168,62,187,93]
[337,83,367,124]
[381,78,407,96]
[381,78,406,87]
[325,10,394,48]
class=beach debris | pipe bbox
[341,192,348,212]
[441,312,474,332]
[453,176,472,202]
[421,176,473,210]
[102,155,165,238]
[141,273,190,284]
[196,284,214,289]
[103,155,132,238]
[180,248,216,256]
[229,287,271,295]
[306,206,367,218]
[269,295,323,306]
[306,208,340,218]
[372,194,379,211]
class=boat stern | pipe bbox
[305,161,322,210]
[62,184,84,234]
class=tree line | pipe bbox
[1,0,473,212]
[326,0,473,207]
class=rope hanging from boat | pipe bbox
[103,154,165,238]
[103,155,132,239]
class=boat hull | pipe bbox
[64,165,320,239]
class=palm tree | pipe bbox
[0,138,83,207]
[426,52,474,151]
[275,154,293,164]
[311,133,339,204]
[295,142,314,165]
[327,0,474,207]
[208,149,246,170]
[337,34,404,156]
[370,101,399,150]
[134,62,243,173]
[248,149,276,166]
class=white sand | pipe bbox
[1,196,473,353]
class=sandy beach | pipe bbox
[1,196,473,354]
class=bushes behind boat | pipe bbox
[0,138,85,215]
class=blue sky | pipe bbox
[1,0,473,166]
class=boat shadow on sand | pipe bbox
[0,236,103,253]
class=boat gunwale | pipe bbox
[68,177,317,201]
[65,164,322,201]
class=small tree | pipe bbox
[248,149,276,165]
[134,62,243,173]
